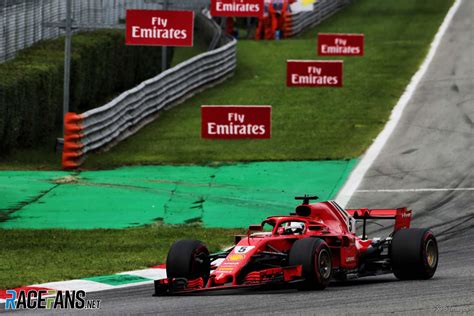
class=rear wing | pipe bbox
[346,208,412,239]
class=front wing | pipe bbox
[154,265,303,295]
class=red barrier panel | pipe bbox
[318,33,364,56]
[287,60,343,87]
[62,112,84,170]
[201,105,272,139]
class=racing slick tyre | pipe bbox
[289,238,332,290]
[166,240,210,285]
[391,228,438,280]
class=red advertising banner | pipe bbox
[287,60,343,87]
[201,106,272,139]
[210,0,264,17]
[126,10,194,47]
[318,33,364,56]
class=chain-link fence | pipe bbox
[0,0,210,63]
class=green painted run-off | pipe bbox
[0,160,356,229]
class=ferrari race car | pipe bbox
[154,196,438,295]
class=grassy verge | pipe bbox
[0,30,173,155]
[0,225,243,289]
[0,0,452,169]
[81,0,453,167]
[0,44,207,170]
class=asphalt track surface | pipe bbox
[5,0,473,315]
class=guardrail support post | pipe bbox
[2,0,7,62]
[161,0,168,71]
[62,0,72,138]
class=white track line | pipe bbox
[335,0,463,208]
[356,188,474,193]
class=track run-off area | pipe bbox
[0,160,355,229]
[1,0,473,314]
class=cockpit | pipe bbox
[249,219,307,237]
[277,221,306,235]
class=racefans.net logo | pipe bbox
[4,290,101,311]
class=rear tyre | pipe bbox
[166,240,210,285]
[289,238,332,290]
[391,228,438,280]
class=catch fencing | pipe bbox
[285,0,352,37]
[62,14,236,169]
[1,0,353,62]
[0,0,210,62]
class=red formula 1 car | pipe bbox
[154,196,438,295]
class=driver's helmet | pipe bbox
[284,222,305,234]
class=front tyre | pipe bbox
[289,238,332,290]
[391,228,438,280]
[166,240,210,285]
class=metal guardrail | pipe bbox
[285,0,351,37]
[62,15,236,168]
[55,0,354,168]
[61,1,354,168]
[81,40,235,153]
[195,10,223,51]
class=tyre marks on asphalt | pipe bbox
[345,0,473,243]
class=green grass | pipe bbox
[0,225,244,289]
[0,0,452,169]
[0,44,207,170]
[80,0,453,168]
